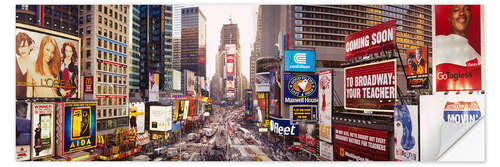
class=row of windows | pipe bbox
[96,70,127,83]
[96,84,127,95]
[97,38,127,55]
[98,5,128,22]
[97,15,127,35]
[97,64,127,78]
[97,107,128,119]
[97,50,127,64]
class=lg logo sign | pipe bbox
[294,53,307,64]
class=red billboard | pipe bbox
[434,5,482,92]
[405,46,429,89]
[84,76,93,93]
[344,59,397,111]
[344,20,396,61]
[333,123,389,161]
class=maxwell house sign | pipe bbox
[63,102,96,153]
[284,74,318,104]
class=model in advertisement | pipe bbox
[26,36,61,97]
[33,123,42,156]
[16,32,35,97]
[436,5,480,66]
[407,48,426,75]
[57,42,78,98]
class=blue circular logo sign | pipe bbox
[287,75,317,97]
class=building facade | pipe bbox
[181,7,207,78]
[16,5,80,36]
[80,5,131,135]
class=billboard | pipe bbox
[183,100,190,120]
[298,122,318,152]
[284,74,319,104]
[173,101,180,122]
[334,123,389,161]
[394,105,419,161]
[186,70,195,95]
[149,73,159,102]
[257,92,269,124]
[84,76,93,93]
[172,70,182,91]
[344,20,396,60]
[284,50,316,72]
[256,72,270,92]
[31,103,55,159]
[405,46,429,89]
[226,62,234,75]
[226,80,235,90]
[269,68,281,117]
[63,102,96,153]
[268,117,299,136]
[344,59,397,111]
[225,44,237,55]
[16,23,81,99]
[291,105,317,121]
[419,94,485,161]
[150,106,173,131]
[318,70,332,143]
[129,102,145,134]
[320,141,334,161]
[434,5,483,92]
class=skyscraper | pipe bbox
[80,5,131,135]
[181,7,207,78]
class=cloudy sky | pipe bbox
[198,5,258,81]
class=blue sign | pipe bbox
[284,74,319,104]
[284,50,316,72]
[268,117,299,136]
[63,102,96,153]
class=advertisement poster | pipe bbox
[284,74,319,104]
[84,76,93,93]
[63,102,96,153]
[284,50,316,72]
[334,123,389,161]
[420,94,485,161]
[16,145,31,161]
[394,105,419,161]
[149,73,159,102]
[16,24,81,99]
[172,70,182,91]
[434,5,483,92]
[269,68,281,117]
[405,46,429,89]
[129,102,145,134]
[344,20,396,60]
[255,72,270,92]
[183,100,190,120]
[299,122,318,154]
[188,100,196,116]
[257,92,269,124]
[186,70,195,95]
[226,80,235,90]
[173,101,180,122]
[320,141,334,161]
[344,59,397,111]
[318,70,332,143]
[31,103,55,159]
[226,44,237,55]
[150,106,173,131]
[268,117,298,136]
[291,105,317,121]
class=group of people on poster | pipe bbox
[16,28,79,98]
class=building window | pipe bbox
[86,26,91,34]
[86,15,91,23]
[98,27,102,35]
[98,15,102,24]
[98,5,102,12]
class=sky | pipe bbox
[198,5,258,81]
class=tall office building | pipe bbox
[181,7,207,78]
[164,5,173,92]
[16,5,80,36]
[129,6,141,97]
[172,5,195,72]
[80,5,131,135]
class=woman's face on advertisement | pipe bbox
[64,45,73,63]
[18,41,31,57]
[43,42,55,63]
